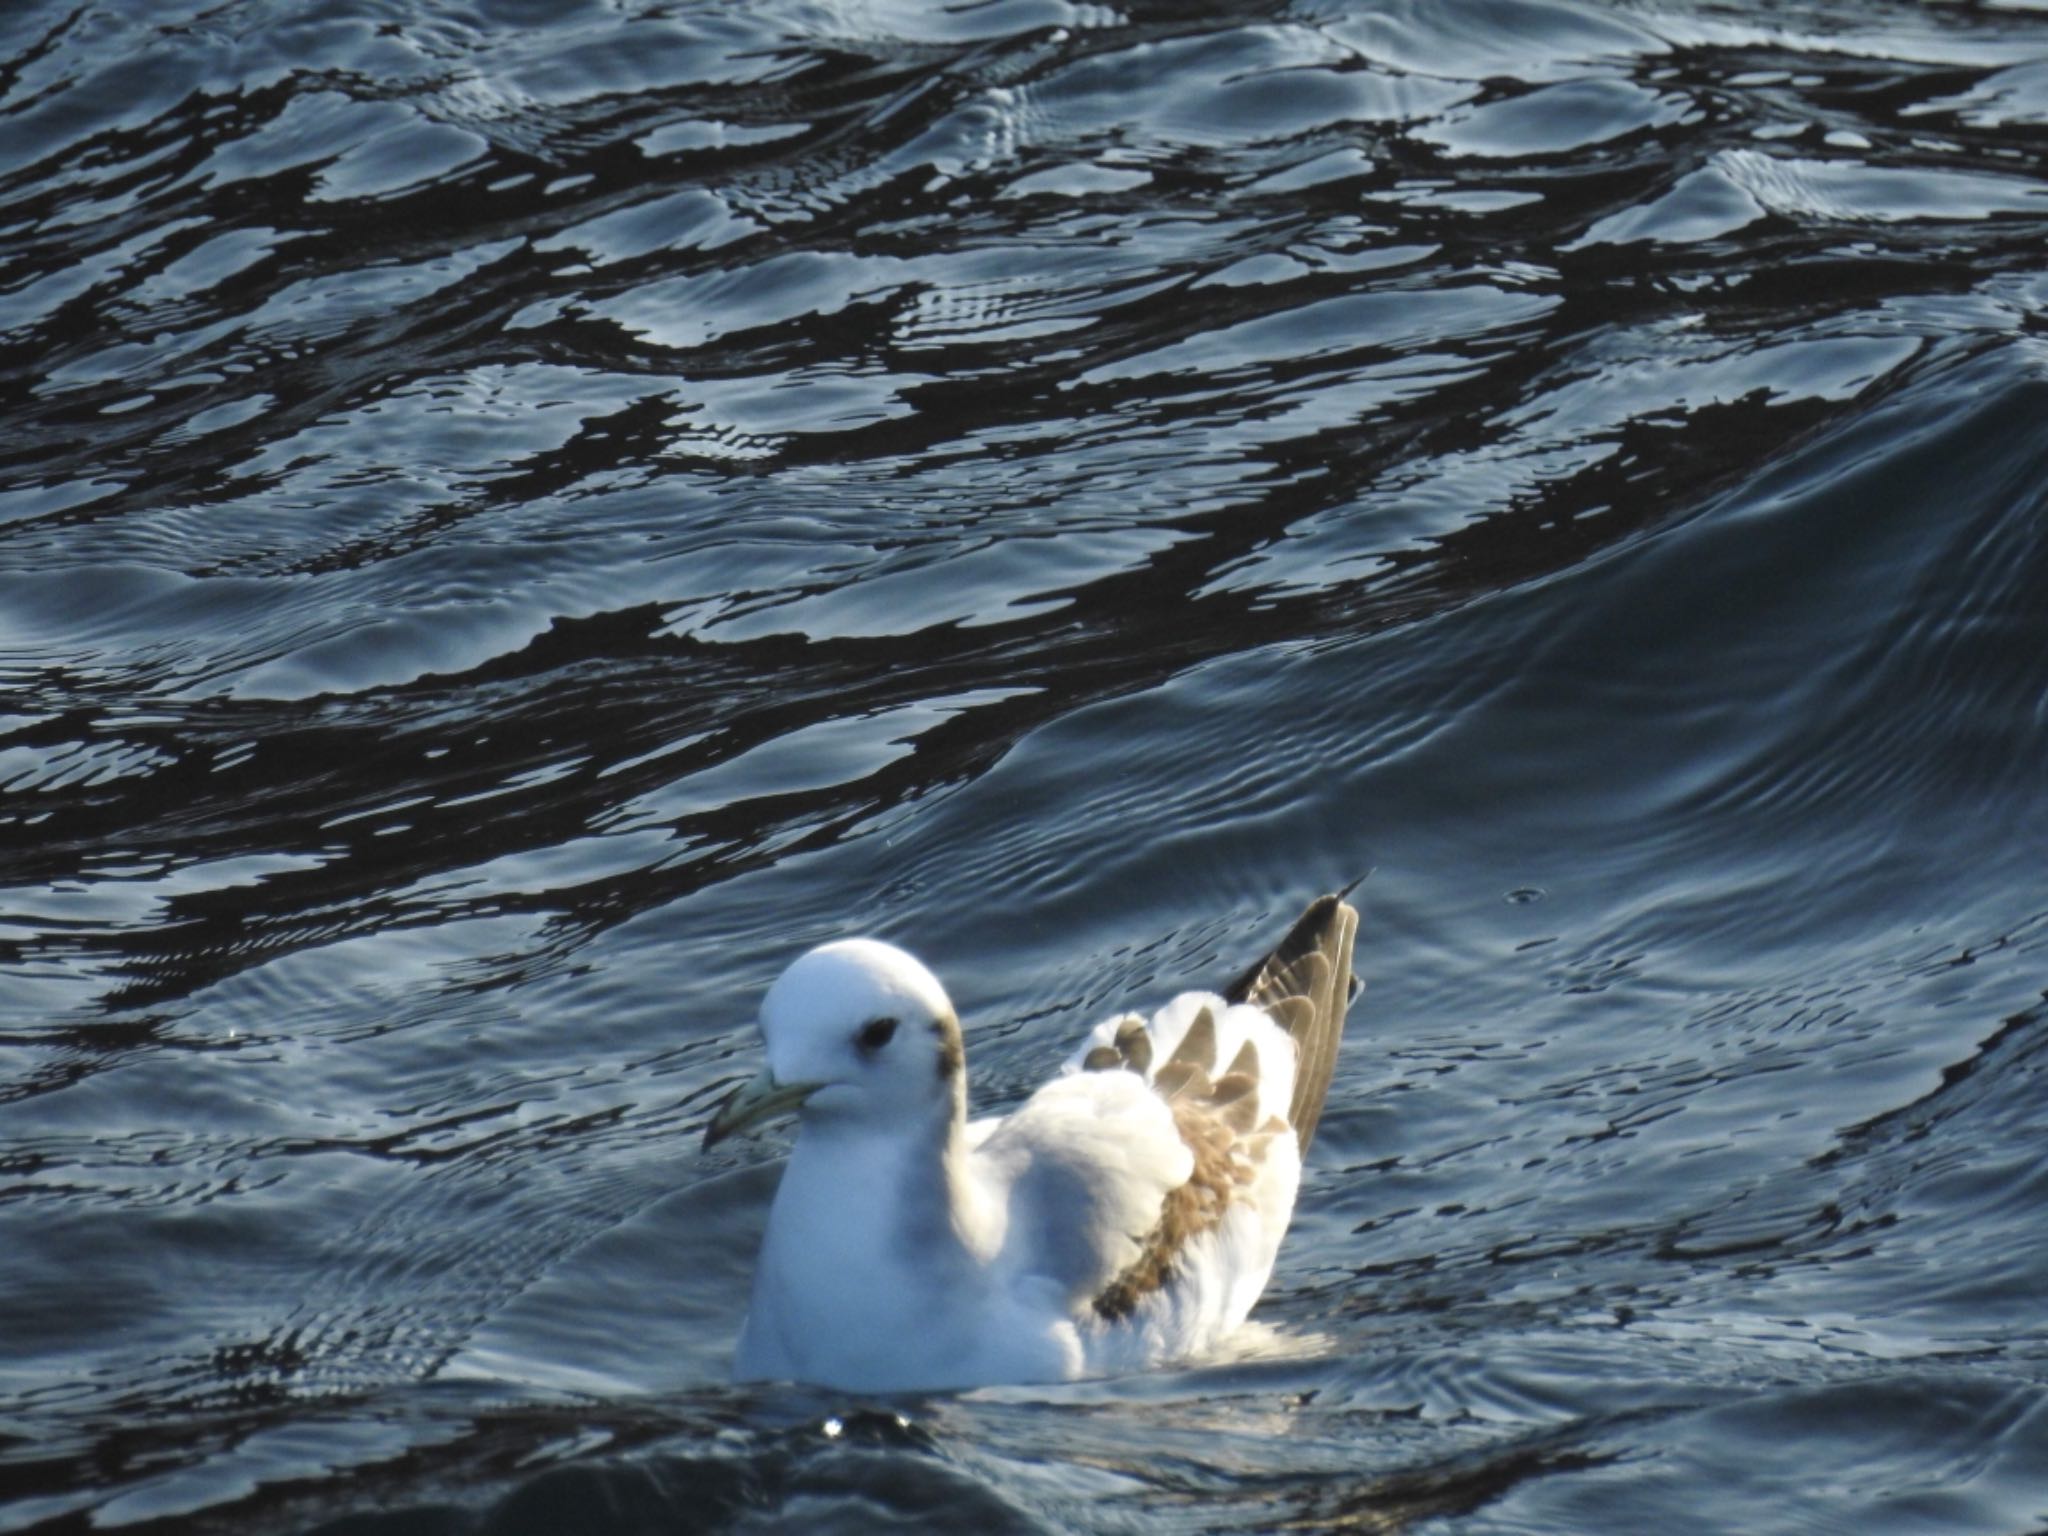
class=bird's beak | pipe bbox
[703,1067,822,1150]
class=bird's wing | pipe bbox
[1051,892,1364,1299]
[1058,983,1310,1316]
[981,1007,1293,1324]
[969,1067,1195,1308]
[978,894,1360,1324]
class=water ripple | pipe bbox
[4,0,2048,1529]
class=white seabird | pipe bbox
[704,892,1360,1392]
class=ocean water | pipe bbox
[3,0,2047,1530]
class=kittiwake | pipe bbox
[703,891,1360,1391]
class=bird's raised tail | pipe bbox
[1223,889,1360,1150]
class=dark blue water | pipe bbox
[4,0,2047,1530]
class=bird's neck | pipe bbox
[777,1095,977,1268]
[744,1090,1012,1388]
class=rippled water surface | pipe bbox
[4,0,2048,1530]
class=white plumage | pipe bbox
[704,895,1359,1392]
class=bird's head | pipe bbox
[703,939,965,1148]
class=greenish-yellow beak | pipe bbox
[702,1067,823,1150]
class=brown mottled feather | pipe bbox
[1151,1061,1212,1102]
[1209,1070,1256,1106]
[1210,1072,1260,1132]
[1168,1004,1217,1072]
[1092,1101,1241,1321]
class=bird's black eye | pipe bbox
[855,1016,899,1055]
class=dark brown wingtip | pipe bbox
[1222,891,1361,1151]
[1221,890,1355,1005]
[1167,1004,1218,1072]
[1112,1014,1153,1076]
